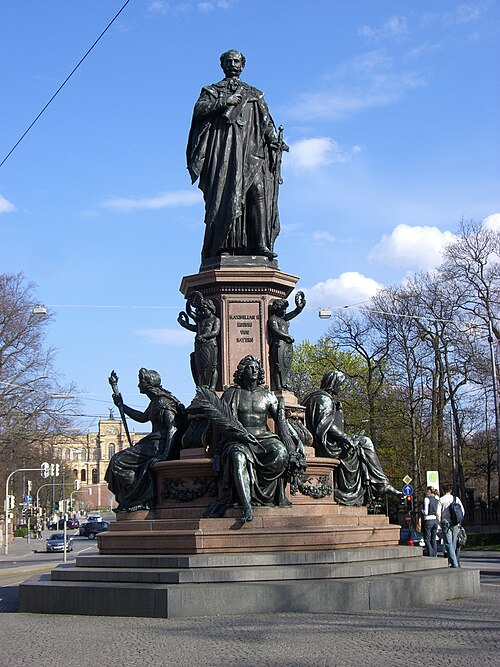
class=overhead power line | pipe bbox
[0,0,132,169]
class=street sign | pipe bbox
[402,484,413,496]
[405,514,412,524]
[24,495,32,503]
[426,470,439,490]
[403,475,412,485]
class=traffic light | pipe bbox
[49,463,61,477]
[74,480,80,490]
[40,462,50,478]
[405,495,413,510]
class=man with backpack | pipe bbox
[421,486,439,556]
[437,483,465,568]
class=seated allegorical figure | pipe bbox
[188,355,305,522]
[304,370,400,506]
[104,368,186,513]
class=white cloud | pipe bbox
[286,137,362,169]
[147,0,232,14]
[370,224,456,270]
[312,231,336,243]
[439,3,484,25]
[135,328,192,346]
[483,212,500,232]
[289,50,424,120]
[0,194,16,214]
[302,272,383,308]
[101,189,201,213]
[359,16,408,40]
[148,1,169,14]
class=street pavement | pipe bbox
[0,540,499,667]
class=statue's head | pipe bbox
[138,368,161,392]
[270,298,288,315]
[234,355,265,386]
[220,49,245,77]
[201,298,216,316]
[320,370,345,396]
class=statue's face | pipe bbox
[222,51,244,78]
[242,359,260,383]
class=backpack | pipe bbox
[449,500,464,526]
[457,525,467,548]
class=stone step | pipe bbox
[50,554,448,585]
[97,523,400,554]
[76,545,420,569]
[19,567,480,618]
[109,512,391,531]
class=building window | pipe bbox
[73,468,78,478]
[81,469,86,482]
[91,469,98,484]
[93,448,100,461]
[108,443,115,459]
[73,450,79,461]
[64,448,70,461]
[81,449,87,462]
[55,448,62,459]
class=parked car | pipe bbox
[399,528,425,548]
[79,521,110,539]
[87,515,102,523]
[46,533,73,553]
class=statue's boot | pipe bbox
[240,503,253,522]
[381,484,402,496]
[255,244,277,259]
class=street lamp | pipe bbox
[4,466,44,555]
[487,318,500,499]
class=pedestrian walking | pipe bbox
[437,483,465,568]
[421,486,439,556]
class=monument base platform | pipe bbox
[19,546,480,618]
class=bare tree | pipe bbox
[0,273,78,508]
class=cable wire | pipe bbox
[0,0,132,169]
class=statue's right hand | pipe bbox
[178,311,188,325]
[226,93,242,106]
[244,432,259,446]
[112,393,123,407]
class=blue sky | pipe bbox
[1,0,499,429]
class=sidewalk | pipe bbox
[460,550,500,575]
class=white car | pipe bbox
[87,515,102,523]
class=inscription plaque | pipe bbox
[225,300,263,383]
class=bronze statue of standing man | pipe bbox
[187,49,288,264]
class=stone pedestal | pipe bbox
[180,266,299,391]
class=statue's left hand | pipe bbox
[269,140,289,152]
[295,291,306,309]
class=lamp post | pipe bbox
[4,467,44,555]
[36,482,66,513]
[486,319,500,499]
